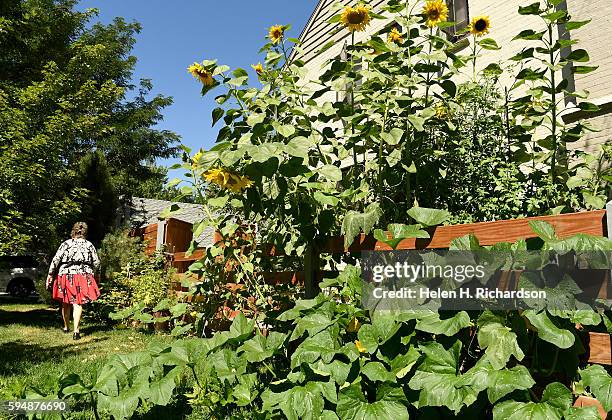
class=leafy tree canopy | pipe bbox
[0,0,179,254]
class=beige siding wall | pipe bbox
[566,0,612,100]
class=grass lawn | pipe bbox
[0,295,187,419]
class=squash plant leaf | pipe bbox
[337,382,408,419]
[407,207,450,227]
[477,311,525,369]
[492,382,572,420]
[415,311,471,336]
[458,359,535,403]
[408,341,478,413]
[580,365,612,412]
[373,224,430,249]
[523,310,575,349]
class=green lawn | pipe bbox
[0,296,190,419]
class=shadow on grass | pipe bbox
[0,337,109,376]
[0,297,114,335]
[0,307,59,328]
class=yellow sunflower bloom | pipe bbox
[203,168,226,185]
[435,103,448,119]
[269,25,285,44]
[192,150,203,169]
[469,15,491,37]
[252,63,264,75]
[388,27,403,44]
[422,0,449,28]
[355,340,367,353]
[340,5,371,32]
[188,62,214,86]
[203,168,254,193]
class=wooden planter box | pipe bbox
[574,395,607,419]
[588,332,612,365]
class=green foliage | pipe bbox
[76,151,118,246]
[171,0,607,270]
[93,231,177,324]
[45,225,612,419]
[0,0,178,255]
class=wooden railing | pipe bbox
[168,209,608,298]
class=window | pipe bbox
[445,0,469,40]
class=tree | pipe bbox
[0,0,178,254]
[75,151,118,246]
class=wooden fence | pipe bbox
[162,209,608,298]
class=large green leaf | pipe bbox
[238,332,287,362]
[373,224,429,249]
[342,203,383,248]
[407,207,450,227]
[291,329,338,369]
[289,312,336,341]
[362,362,396,383]
[228,312,255,342]
[459,359,535,403]
[408,341,478,413]
[148,366,181,406]
[492,382,572,420]
[564,406,602,420]
[319,164,342,182]
[523,310,575,349]
[336,383,408,420]
[528,220,557,243]
[262,380,337,420]
[580,365,612,412]
[286,136,315,159]
[415,311,471,336]
[477,311,525,369]
[357,315,400,354]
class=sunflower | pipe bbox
[469,15,491,37]
[269,25,285,44]
[340,5,371,32]
[192,150,203,169]
[435,103,448,119]
[203,168,254,193]
[422,0,449,28]
[251,62,264,75]
[388,27,403,44]
[203,168,230,186]
[188,62,214,86]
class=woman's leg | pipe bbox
[61,303,71,330]
[72,304,82,333]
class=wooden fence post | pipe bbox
[607,200,612,239]
[304,243,320,299]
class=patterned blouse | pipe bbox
[48,238,100,276]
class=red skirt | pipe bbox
[53,273,100,305]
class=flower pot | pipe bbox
[587,332,612,365]
[574,395,607,419]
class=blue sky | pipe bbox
[77,0,317,179]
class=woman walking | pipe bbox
[46,222,101,340]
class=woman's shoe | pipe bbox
[73,332,81,340]
[62,327,69,334]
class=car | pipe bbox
[0,255,43,297]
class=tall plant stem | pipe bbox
[350,31,358,191]
[548,24,558,192]
[377,105,389,200]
